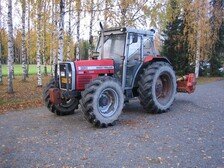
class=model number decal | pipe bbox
[78,66,114,71]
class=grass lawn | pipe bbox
[2,64,51,76]
[196,76,223,84]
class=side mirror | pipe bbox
[132,34,138,43]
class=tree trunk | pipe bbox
[121,9,126,27]
[0,0,3,85]
[52,0,58,77]
[36,1,42,87]
[195,32,200,78]
[58,0,65,63]
[66,0,72,61]
[103,0,109,28]
[50,0,55,75]
[21,0,26,81]
[88,0,94,58]
[7,0,14,93]
[0,43,2,85]
[26,0,30,77]
[120,0,126,27]
[76,0,81,60]
[42,2,47,75]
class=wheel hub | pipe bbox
[99,95,109,107]
[98,88,119,118]
[155,72,173,105]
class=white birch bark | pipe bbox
[21,0,26,81]
[58,0,65,63]
[103,0,109,28]
[195,2,201,78]
[50,0,54,75]
[36,1,42,87]
[88,0,94,58]
[195,31,200,78]
[0,43,2,85]
[0,0,3,85]
[66,0,71,61]
[76,0,81,60]
[42,2,47,75]
[89,0,94,40]
[52,1,58,76]
[26,0,30,77]
[7,0,14,93]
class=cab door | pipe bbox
[125,33,142,88]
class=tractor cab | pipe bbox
[95,27,158,89]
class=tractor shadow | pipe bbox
[172,98,203,111]
[49,97,200,129]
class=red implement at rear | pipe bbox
[177,73,196,93]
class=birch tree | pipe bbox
[75,0,81,60]
[87,0,94,58]
[183,0,212,78]
[26,0,31,77]
[42,1,47,75]
[7,0,14,93]
[0,0,2,85]
[52,0,58,76]
[50,0,54,74]
[36,0,42,87]
[66,0,72,61]
[21,0,27,81]
[88,0,94,38]
[58,0,65,63]
[0,39,2,85]
[116,0,149,27]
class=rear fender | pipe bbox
[143,55,171,65]
[133,56,171,87]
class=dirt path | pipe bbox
[0,80,224,168]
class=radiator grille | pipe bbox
[77,75,92,88]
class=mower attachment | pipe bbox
[49,88,62,105]
[177,73,196,93]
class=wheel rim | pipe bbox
[155,72,173,105]
[98,88,119,118]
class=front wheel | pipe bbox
[80,76,124,127]
[138,62,176,113]
[43,79,79,116]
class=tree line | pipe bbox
[0,0,223,93]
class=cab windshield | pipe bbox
[97,34,126,63]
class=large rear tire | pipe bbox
[80,76,124,127]
[138,62,176,113]
[43,79,79,116]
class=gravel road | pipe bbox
[0,80,224,168]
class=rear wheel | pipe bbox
[138,62,176,113]
[80,76,124,127]
[43,79,79,116]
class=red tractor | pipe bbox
[43,27,196,127]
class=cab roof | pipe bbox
[103,27,155,37]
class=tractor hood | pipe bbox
[74,59,115,90]
[75,59,114,73]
